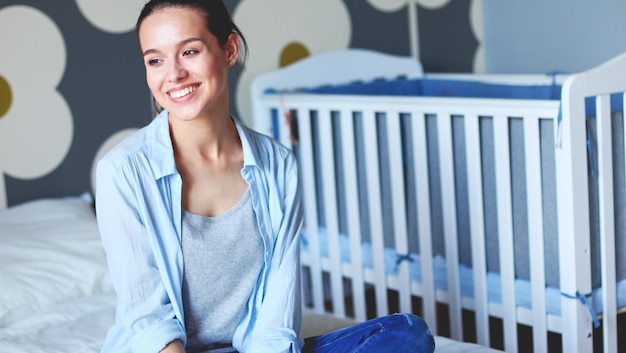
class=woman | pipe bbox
[96,1,435,352]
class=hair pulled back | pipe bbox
[136,0,248,64]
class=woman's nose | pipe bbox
[168,61,187,82]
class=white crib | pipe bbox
[250,49,626,353]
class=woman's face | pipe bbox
[138,7,237,121]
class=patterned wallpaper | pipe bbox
[0,0,481,208]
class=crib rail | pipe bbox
[257,93,563,351]
[558,51,626,353]
[251,50,626,353]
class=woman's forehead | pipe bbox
[139,7,210,51]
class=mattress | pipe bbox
[0,194,502,353]
[0,288,503,353]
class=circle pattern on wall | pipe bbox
[368,0,451,11]
[280,42,311,68]
[233,0,352,127]
[75,0,146,33]
[366,0,452,59]
[0,6,73,181]
[470,0,484,72]
[0,75,11,119]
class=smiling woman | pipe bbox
[96,2,304,352]
[95,1,434,353]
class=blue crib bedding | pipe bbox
[300,227,626,317]
[268,75,624,117]
[304,77,561,100]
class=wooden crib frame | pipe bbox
[558,53,625,353]
[250,49,626,353]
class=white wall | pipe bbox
[483,0,626,74]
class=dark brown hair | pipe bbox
[137,0,248,61]
[136,0,248,115]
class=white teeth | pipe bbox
[170,86,196,98]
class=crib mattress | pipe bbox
[301,227,626,317]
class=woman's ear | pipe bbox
[226,33,239,66]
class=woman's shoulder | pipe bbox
[99,113,171,169]
[237,119,294,160]
[99,126,150,165]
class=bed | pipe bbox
[0,193,503,353]
[250,48,626,353]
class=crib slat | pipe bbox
[317,108,346,318]
[386,110,413,315]
[464,113,490,346]
[557,77,593,353]
[278,107,293,148]
[266,95,293,148]
[596,94,617,353]
[297,107,325,313]
[493,116,518,353]
[411,110,438,332]
[339,109,368,322]
[524,116,548,353]
[437,112,463,341]
[362,108,389,317]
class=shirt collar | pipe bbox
[144,110,177,180]
[146,110,261,180]
[233,116,262,169]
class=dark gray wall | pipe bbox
[0,0,478,207]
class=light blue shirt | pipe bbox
[96,111,303,353]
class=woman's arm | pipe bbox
[97,158,186,353]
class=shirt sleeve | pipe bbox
[96,158,185,353]
[236,148,304,353]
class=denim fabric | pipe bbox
[302,313,435,353]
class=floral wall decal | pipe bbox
[0,75,11,119]
[470,0,484,72]
[232,0,351,126]
[0,6,73,209]
[0,0,499,207]
[75,0,145,33]
[366,0,452,60]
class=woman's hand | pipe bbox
[159,340,185,353]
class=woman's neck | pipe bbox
[169,112,239,162]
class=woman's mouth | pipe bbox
[169,85,197,99]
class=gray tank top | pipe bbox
[181,189,263,353]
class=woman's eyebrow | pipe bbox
[142,37,203,56]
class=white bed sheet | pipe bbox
[434,336,503,353]
[0,291,116,353]
[0,289,502,353]
[0,195,501,353]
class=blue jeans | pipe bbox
[302,313,435,353]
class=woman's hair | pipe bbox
[137,0,248,62]
[136,0,248,116]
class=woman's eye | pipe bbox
[147,58,162,66]
[183,49,198,56]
